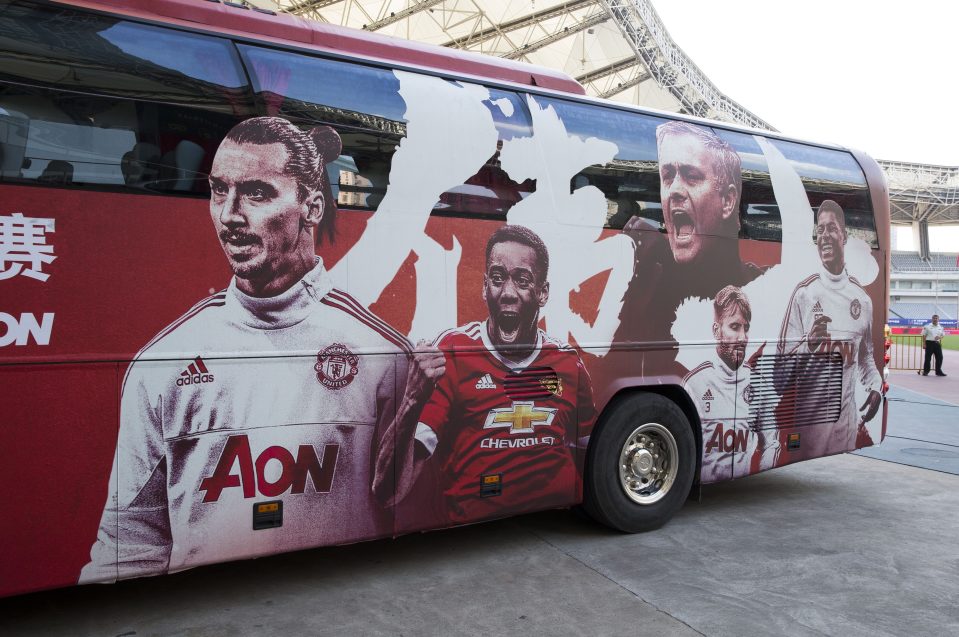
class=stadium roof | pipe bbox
[257,0,958,226]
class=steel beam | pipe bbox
[442,0,598,48]
[502,11,608,59]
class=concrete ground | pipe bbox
[4,377,958,637]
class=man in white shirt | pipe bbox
[920,314,947,376]
[81,117,421,584]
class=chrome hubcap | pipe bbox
[619,422,679,505]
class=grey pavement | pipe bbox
[854,373,959,474]
[886,363,957,406]
[4,379,959,637]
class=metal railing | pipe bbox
[889,335,924,371]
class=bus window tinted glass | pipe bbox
[239,45,405,124]
[711,129,779,241]
[434,88,534,220]
[240,45,405,211]
[769,139,877,248]
[537,98,665,229]
[0,2,251,114]
[241,47,533,218]
[0,83,244,194]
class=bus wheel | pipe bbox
[584,393,695,533]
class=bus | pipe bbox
[0,0,890,597]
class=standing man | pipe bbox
[81,117,414,583]
[920,314,947,376]
[684,285,777,482]
[778,200,883,457]
[381,225,595,526]
[617,121,761,345]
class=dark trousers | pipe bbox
[923,341,944,374]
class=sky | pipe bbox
[650,0,959,252]
[651,0,959,166]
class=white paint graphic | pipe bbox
[0,212,56,282]
[499,96,634,354]
[335,75,633,349]
[673,137,878,361]
[0,312,54,346]
[673,136,882,441]
[331,71,499,340]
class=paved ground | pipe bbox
[886,365,956,407]
[854,368,959,474]
[5,376,958,637]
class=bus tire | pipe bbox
[584,393,695,533]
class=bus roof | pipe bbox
[55,0,587,95]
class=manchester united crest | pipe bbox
[539,376,563,397]
[850,298,862,320]
[315,343,358,390]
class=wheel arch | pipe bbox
[589,383,702,489]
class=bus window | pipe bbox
[433,88,535,220]
[0,2,252,194]
[768,139,878,248]
[239,44,405,211]
[533,98,666,230]
[710,129,779,242]
[0,83,247,194]
[238,44,406,123]
[0,2,250,113]
[240,45,534,219]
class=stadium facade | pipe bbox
[890,252,959,329]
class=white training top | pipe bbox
[778,264,882,456]
[684,353,777,483]
[80,259,411,583]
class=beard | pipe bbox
[718,341,746,370]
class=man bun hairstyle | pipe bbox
[485,225,550,283]
[223,116,341,245]
[714,285,751,323]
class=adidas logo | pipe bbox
[812,301,823,314]
[475,373,497,390]
[702,389,714,402]
[176,356,215,387]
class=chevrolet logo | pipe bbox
[483,401,557,434]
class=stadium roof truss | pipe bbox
[261,0,958,227]
[879,161,959,226]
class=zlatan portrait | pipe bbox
[81,117,412,583]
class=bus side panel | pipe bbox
[0,185,231,366]
[0,185,227,594]
[0,362,118,597]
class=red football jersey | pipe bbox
[418,321,595,523]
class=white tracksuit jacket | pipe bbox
[80,259,410,583]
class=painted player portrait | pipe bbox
[777,200,882,458]
[385,225,596,525]
[81,117,413,583]
[617,120,761,347]
[684,286,778,482]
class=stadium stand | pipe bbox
[890,302,957,320]
[892,252,959,272]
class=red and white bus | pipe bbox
[0,0,890,597]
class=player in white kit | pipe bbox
[777,200,882,458]
[81,117,413,583]
[684,285,778,483]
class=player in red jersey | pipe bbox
[377,225,596,525]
